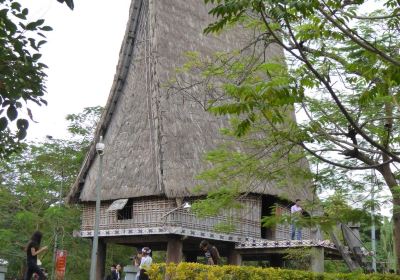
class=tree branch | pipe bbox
[318,5,400,67]
[278,8,400,163]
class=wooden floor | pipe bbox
[236,238,341,261]
[79,226,337,249]
[236,238,336,249]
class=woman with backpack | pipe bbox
[199,240,220,265]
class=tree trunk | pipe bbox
[378,163,399,272]
[393,199,400,273]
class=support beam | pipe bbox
[96,239,107,280]
[330,229,359,271]
[227,250,242,265]
[311,247,324,273]
[166,238,183,264]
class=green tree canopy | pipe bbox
[173,0,400,270]
[0,106,101,279]
[0,0,53,158]
[0,0,73,159]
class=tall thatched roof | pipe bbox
[67,0,312,203]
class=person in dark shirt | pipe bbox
[24,231,48,280]
[115,264,122,280]
[199,240,220,265]
[104,264,117,280]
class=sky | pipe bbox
[18,0,131,141]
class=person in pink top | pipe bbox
[290,199,303,240]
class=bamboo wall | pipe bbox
[81,196,262,238]
[81,197,312,240]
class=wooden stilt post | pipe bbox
[311,247,324,273]
[166,238,183,263]
[96,238,107,280]
[227,250,242,265]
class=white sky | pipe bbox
[18,0,131,141]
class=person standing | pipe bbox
[103,265,116,280]
[24,231,48,280]
[291,199,303,240]
[199,240,220,265]
[115,264,122,280]
[136,247,152,280]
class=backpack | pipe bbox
[210,246,221,264]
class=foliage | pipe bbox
[0,107,102,279]
[0,0,53,150]
[0,0,73,159]
[284,248,312,270]
[324,259,350,274]
[194,0,400,192]
[147,262,400,280]
[378,217,397,272]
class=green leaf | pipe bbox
[16,119,29,130]
[25,21,38,30]
[25,19,44,31]
[32,53,42,61]
[7,105,17,121]
[16,128,27,140]
[11,2,21,11]
[40,26,53,31]
[0,117,8,131]
[36,19,45,26]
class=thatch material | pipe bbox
[67,0,310,203]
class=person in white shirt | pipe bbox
[136,247,152,280]
[290,199,303,240]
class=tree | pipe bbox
[0,106,101,279]
[0,0,53,158]
[173,0,400,270]
[0,0,73,159]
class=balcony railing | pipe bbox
[81,197,311,240]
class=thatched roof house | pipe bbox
[67,0,311,204]
[65,1,324,278]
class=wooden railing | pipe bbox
[81,198,312,240]
[81,196,261,238]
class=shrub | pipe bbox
[147,263,400,280]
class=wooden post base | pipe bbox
[96,238,107,280]
[228,250,242,265]
[311,247,324,273]
[166,238,183,263]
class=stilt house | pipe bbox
[68,0,332,278]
